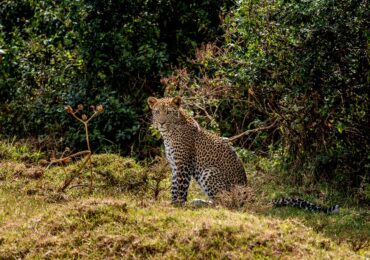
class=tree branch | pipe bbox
[223,119,278,143]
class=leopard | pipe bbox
[148,96,339,213]
[148,96,247,204]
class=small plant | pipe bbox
[146,156,170,200]
[46,104,104,192]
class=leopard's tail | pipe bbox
[273,197,340,214]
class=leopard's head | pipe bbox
[147,96,183,131]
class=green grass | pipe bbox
[0,151,369,259]
[0,139,44,163]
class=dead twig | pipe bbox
[223,119,278,142]
[58,152,91,192]
[46,150,91,170]
[53,104,104,192]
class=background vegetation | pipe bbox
[0,0,369,200]
[0,1,369,257]
[163,0,370,198]
[0,0,231,153]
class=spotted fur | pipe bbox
[148,96,247,204]
[273,197,340,213]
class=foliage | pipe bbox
[0,0,231,154]
[162,0,370,192]
[0,0,369,195]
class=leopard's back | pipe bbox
[193,130,247,192]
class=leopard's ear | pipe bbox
[172,96,182,107]
[147,97,158,108]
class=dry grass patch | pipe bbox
[0,195,362,259]
[0,153,368,259]
[215,185,270,213]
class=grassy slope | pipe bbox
[0,151,369,259]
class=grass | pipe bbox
[0,138,43,163]
[0,145,369,259]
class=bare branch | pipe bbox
[193,102,214,122]
[224,119,278,143]
[46,150,91,170]
[59,153,92,192]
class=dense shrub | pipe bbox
[1,0,369,195]
[0,0,231,154]
[163,0,369,191]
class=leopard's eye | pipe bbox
[154,110,160,115]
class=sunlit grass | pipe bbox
[0,149,368,258]
[0,139,44,163]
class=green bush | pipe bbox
[163,0,369,192]
[0,0,231,154]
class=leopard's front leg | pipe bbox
[171,164,191,205]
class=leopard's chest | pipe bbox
[163,140,176,171]
[160,128,196,175]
